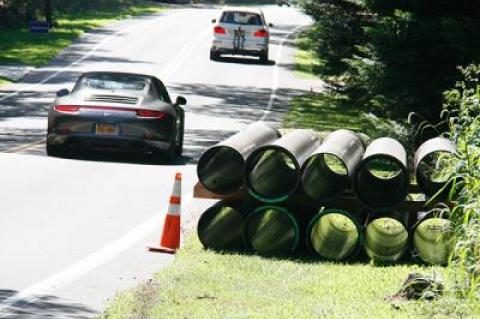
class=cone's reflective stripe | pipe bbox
[197,122,281,194]
[168,202,181,216]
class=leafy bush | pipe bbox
[443,64,480,297]
[301,0,480,121]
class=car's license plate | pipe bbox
[95,123,118,135]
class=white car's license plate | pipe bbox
[95,123,118,135]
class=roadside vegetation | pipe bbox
[287,0,480,315]
[0,77,12,86]
[102,236,463,319]
[0,0,165,66]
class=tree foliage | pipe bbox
[302,0,480,121]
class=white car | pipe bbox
[210,7,273,63]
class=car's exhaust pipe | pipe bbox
[301,130,365,202]
[197,122,281,195]
[353,137,409,210]
[306,208,365,261]
[244,130,320,203]
[414,137,457,198]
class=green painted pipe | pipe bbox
[244,205,300,255]
[307,209,362,261]
[245,130,320,203]
[413,217,454,265]
[197,202,246,251]
[197,122,281,194]
[364,217,409,262]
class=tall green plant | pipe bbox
[443,64,480,297]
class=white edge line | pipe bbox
[260,26,302,122]
[0,192,194,312]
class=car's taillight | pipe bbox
[254,29,268,37]
[54,105,80,113]
[137,109,166,119]
[214,26,226,34]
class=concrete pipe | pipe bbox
[414,137,456,198]
[197,122,281,194]
[197,201,251,251]
[301,130,365,202]
[353,137,409,210]
[364,212,410,263]
[306,208,365,261]
[244,205,300,255]
[411,212,454,265]
[245,130,320,203]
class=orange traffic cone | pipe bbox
[148,172,182,254]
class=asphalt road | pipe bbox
[0,5,319,318]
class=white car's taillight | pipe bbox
[254,29,268,37]
[214,26,226,35]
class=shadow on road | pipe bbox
[213,56,275,66]
[0,290,97,319]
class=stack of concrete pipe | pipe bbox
[196,122,457,265]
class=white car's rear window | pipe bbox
[220,12,262,26]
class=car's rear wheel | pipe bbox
[46,143,65,157]
[259,51,269,64]
[175,121,184,157]
[210,49,220,61]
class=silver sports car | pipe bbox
[47,72,186,162]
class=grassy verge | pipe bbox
[101,236,453,319]
[293,33,320,79]
[0,2,165,67]
[0,77,12,86]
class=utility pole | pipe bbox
[45,0,53,26]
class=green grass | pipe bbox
[0,77,12,86]
[101,235,480,318]
[294,34,320,79]
[0,3,165,67]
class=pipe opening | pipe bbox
[413,218,454,265]
[308,210,360,261]
[245,148,299,202]
[245,206,299,255]
[365,158,402,179]
[416,151,455,196]
[197,203,245,251]
[364,217,408,262]
[302,153,349,201]
[197,146,245,194]
[354,156,408,209]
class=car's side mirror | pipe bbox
[211,19,216,23]
[56,88,69,97]
[175,96,187,106]
[269,23,274,28]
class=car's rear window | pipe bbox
[79,74,149,91]
[220,12,262,26]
